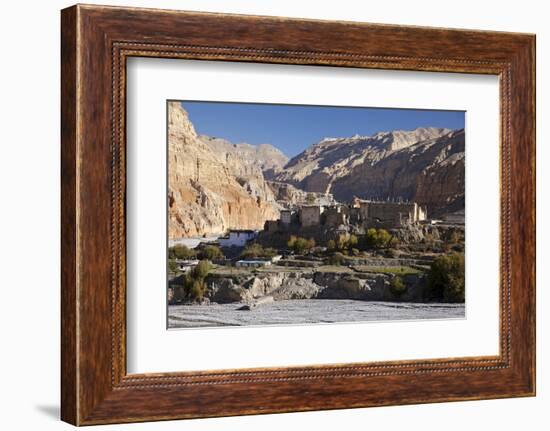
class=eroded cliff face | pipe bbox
[199,135,288,174]
[275,128,451,192]
[331,129,465,216]
[274,127,464,216]
[168,102,280,239]
[168,270,426,304]
[266,181,335,207]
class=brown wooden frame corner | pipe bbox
[61,4,536,426]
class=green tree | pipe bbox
[328,252,345,266]
[365,228,378,248]
[447,230,462,244]
[287,236,315,254]
[423,232,437,250]
[287,235,297,250]
[189,279,207,302]
[390,275,407,296]
[327,239,336,251]
[192,260,212,280]
[168,259,179,273]
[376,229,392,248]
[293,237,309,254]
[336,234,348,251]
[241,243,277,259]
[180,260,213,302]
[168,244,196,259]
[427,253,465,302]
[365,228,392,249]
[198,245,224,261]
[348,234,358,249]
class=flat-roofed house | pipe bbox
[235,259,272,268]
[299,205,323,227]
[323,205,349,227]
[219,229,258,248]
[264,220,279,233]
[358,200,427,228]
[280,209,294,225]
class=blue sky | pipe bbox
[180,101,465,158]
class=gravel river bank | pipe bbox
[168,299,465,328]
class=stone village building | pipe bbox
[264,199,427,233]
[357,200,427,228]
[299,205,323,227]
[280,209,298,225]
[218,229,258,247]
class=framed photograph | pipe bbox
[61,4,536,425]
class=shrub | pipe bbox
[427,253,465,302]
[294,237,309,254]
[327,252,345,266]
[287,235,297,249]
[168,244,196,259]
[241,243,261,259]
[385,248,398,258]
[351,248,360,256]
[327,239,336,251]
[179,260,213,302]
[333,234,359,253]
[389,236,401,247]
[198,245,224,261]
[168,259,179,273]
[189,279,207,302]
[452,243,464,252]
[376,229,392,247]
[365,228,377,247]
[390,276,407,296]
[288,236,315,254]
[365,228,392,249]
[423,232,436,247]
[192,260,212,280]
[336,234,348,251]
[446,230,462,244]
[241,243,277,259]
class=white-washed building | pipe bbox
[235,260,272,268]
[174,259,199,272]
[219,229,258,248]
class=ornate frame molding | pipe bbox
[61,5,535,425]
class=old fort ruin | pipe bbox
[265,198,427,233]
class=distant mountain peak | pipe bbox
[199,135,289,172]
[369,127,452,151]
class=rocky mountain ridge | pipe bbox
[199,135,289,175]
[274,127,464,216]
[169,101,465,238]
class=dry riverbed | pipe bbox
[168,299,465,328]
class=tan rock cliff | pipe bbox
[168,102,280,239]
[274,127,464,216]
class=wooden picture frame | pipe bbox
[61,4,535,425]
